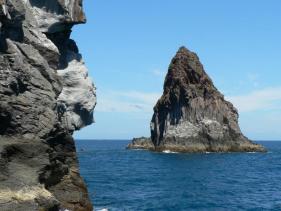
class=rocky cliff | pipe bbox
[129,47,265,153]
[0,0,95,210]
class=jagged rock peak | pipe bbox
[148,46,265,152]
[160,46,219,108]
[170,46,213,82]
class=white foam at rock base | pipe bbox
[162,150,178,154]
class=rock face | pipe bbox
[149,47,265,152]
[0,0,95,210]
[128,47,265,153]
[127,137,154,150]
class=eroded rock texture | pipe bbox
[128,47,265,153]
[149,47,265,152]
[0,0,95,210]
[127,137,154,150]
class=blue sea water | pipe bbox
[76,140,281,211]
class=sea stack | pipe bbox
[0,0,95,210]
[129,47,265,153]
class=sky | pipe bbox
[72,0,281,140]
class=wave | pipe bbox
[162,150,178,154]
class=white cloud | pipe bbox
[95,90,161,113]
[227,87,281,112]
[152,69,165,77]
[116,91,161,105]
[96,86,281,115]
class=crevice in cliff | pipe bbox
[44,29,73,69]
[9,77,28,95]
[0,105,11,135]
[0,2,24,46]
[29,0,65,14]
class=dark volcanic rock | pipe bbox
[149,46,265,152]
[127,137,154,150]
[0,0,95,210]
[129,47,265,153]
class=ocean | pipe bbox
[76,140,281,211]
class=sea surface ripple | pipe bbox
[76,140,281,211]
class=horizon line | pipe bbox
[75,139,281,142]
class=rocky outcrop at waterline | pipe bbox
[128,47,265,153]
[0,0,95,210]
[127,137,154,150]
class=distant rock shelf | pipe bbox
[128,47,266,153]
[127,137,154,150]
